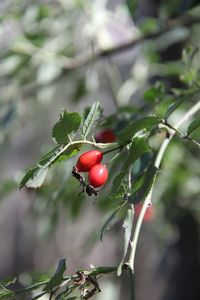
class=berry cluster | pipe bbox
[72,150,108,196]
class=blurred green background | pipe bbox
[0,1,200,299]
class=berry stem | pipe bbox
[102,144,125,155]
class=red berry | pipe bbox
[134,203,155,222]
[76,150,103,172]
[88,164,108,187]
[95,129,116,143]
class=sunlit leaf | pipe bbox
[117,116,161,142]
[20,143,82,189]
[19,167,48,189]
[80,101,101,139]
[38,143,82,168]
[52,111,82,144]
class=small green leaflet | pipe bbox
[100,202,126,241]
[80,101,101,139]
[52,111,82,144]
[117,116,161,142]
[128,165,158,204]
[44,259,67,292]
[187,117,200,136]
[117,208,134,276]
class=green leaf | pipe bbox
[117,116,161,142]
[111,172,127,194]
[19,167,48,189]
[20,143,82,189]
[100,203,125,241]
[52,111,82,144]
[187,118,200,136]
[80,101,101,139]
[123,137,150,169]
[132,152,152,178]
[128,165,158,204]
[38,143,82,168]
[111,138,151,193]
[164,98,183,120]
[44,259,67,292]
[117,208,134,276]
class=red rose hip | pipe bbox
[88,164,108,187]
[134,203,155,222]
[76,150,103,172]
[95,129,116,143]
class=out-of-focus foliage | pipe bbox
[0,0,200,299]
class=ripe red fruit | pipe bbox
[134,203,155,222]
[88,164,108,187]
[76,150,103,172]
[95,129,116,143]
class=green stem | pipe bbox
[103,144,124,155]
